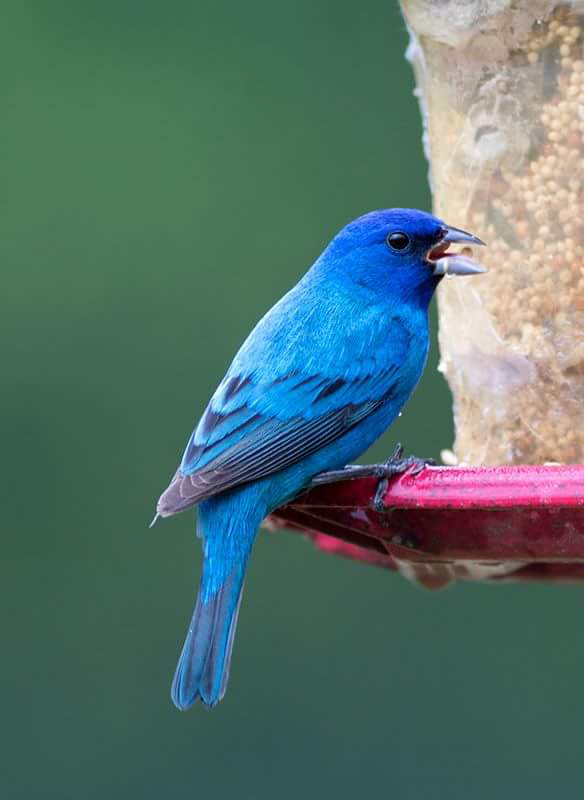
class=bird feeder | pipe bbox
[268,1,584,585]
[401,0,584,465]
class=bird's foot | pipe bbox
[311,444,435,512]
[371,444,435,512]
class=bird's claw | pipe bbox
[310,443,435,511]
[372,444,435,511]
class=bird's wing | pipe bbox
[156,364,401,516]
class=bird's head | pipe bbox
[320,208,486,307]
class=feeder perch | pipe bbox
[267,465,584,587]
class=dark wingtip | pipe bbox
[156,469,204,518]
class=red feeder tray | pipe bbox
[267,465,584,589]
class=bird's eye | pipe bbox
[387,232,411,251]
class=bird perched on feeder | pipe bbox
[152,208,486,710]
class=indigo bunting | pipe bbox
[153,209,485,710]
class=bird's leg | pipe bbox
[371,445,435,512]
[311,443,435,512]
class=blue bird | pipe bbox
[153,209,485,710]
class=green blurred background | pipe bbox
[4,2,584,797]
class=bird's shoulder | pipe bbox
[189,275,425,461]
[231,273,417,378]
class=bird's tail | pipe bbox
[171,564,246,710]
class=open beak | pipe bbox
[427,225,487,277]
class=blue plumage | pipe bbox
[154,208,485,709]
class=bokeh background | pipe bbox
[4,2,584,797]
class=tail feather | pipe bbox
[171,567,245,710]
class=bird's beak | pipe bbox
[428,225,487,277]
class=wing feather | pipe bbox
[156,366,398,517]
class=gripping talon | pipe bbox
[310,446,435,508]
[373,479,389,512]
[388,443,404,462]
[372,451,435,511]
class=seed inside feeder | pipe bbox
[401,1,584,465]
